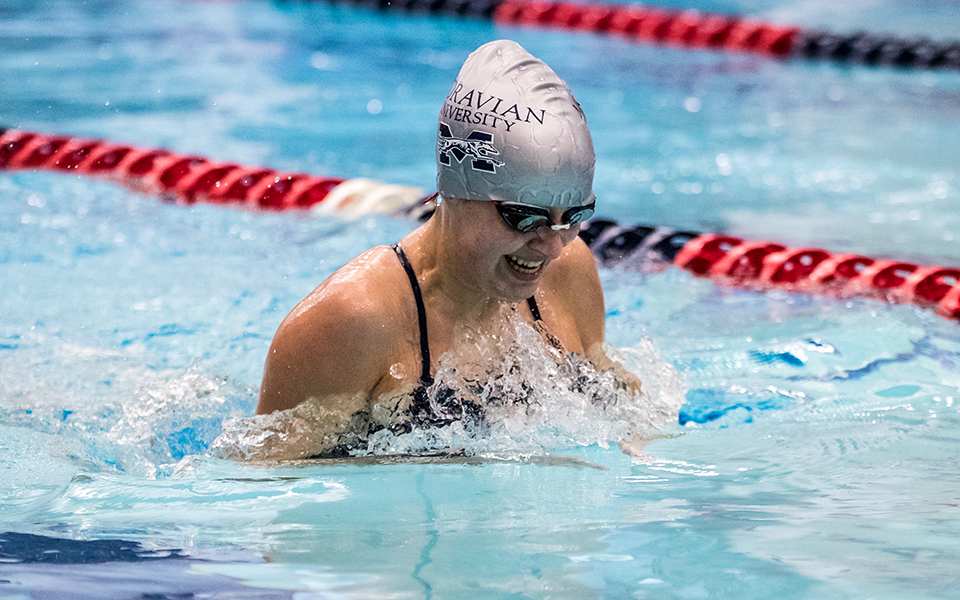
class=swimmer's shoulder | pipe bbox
[543,236,601,295]
[283,244,409,345]
[259,246,409,412]
[542,236,605,350]
[311,244,404,293]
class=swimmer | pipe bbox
[255,40,642,457]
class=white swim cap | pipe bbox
[436,40,595,208]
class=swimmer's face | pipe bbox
[444,197,582,302]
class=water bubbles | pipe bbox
[631,166,653,182]
[715,153,732,176]
[676,182,703,195]
[211,313,682,462]
[930,180,949,200]
[309,52,333,70]
[357,319,682,459]
[106,366,250,469]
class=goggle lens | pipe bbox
[493,201,595,234]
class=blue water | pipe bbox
[3,0,960,598]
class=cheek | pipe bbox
[455,223,512,265]
[448,202,527,262]
[479,232,525,262]
[471,220,523,254]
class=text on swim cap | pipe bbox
[442,81,547,133]
[437,124,505,173]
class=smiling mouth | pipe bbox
[505,255,544,275]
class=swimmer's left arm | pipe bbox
[559,238,643,396]
[548,237,605,350]
[557,240,646,458]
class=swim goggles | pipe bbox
[492,201,596,234]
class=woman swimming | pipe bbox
[253,40,642,458]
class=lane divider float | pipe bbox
[331,0,960,71]
[493,0,798,57]
[580,219,960,321]
[0,127,421,215]
[3,127,959,321]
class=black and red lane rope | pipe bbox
[327,0,960,71]
[4,127,959,322]
[580,219,960,322]
[0,128,345,210]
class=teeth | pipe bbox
[507,255,544,272]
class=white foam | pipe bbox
[214,310,684,461]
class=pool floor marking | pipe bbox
[329,0,960,71]
[4,127,960,322]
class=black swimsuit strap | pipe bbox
[526,296,543,322]
[393,244,551,384]
[527,295,564,351]
[392,244,433,385]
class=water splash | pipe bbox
[0,347,253,476]
[104,365,252,472]
[212,313,684,462]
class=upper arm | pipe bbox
[550,236,606,351]
[555,239,642,395]
[256,285,392,415]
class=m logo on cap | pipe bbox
[437,123,505,173]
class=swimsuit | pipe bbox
[391,243,561,431]
[392,244,547,383]
[307,244,558,459]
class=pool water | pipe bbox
[2,0,960,598]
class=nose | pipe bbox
[528,225,571,259]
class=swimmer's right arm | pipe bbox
[256,288,391,415]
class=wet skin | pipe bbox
[255,196,607,428]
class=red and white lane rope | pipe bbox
[330,0,960,71]
[0,128,422,215]
[494,1,798,57]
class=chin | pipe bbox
[500,279,540,304]
[493,257,542,302]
